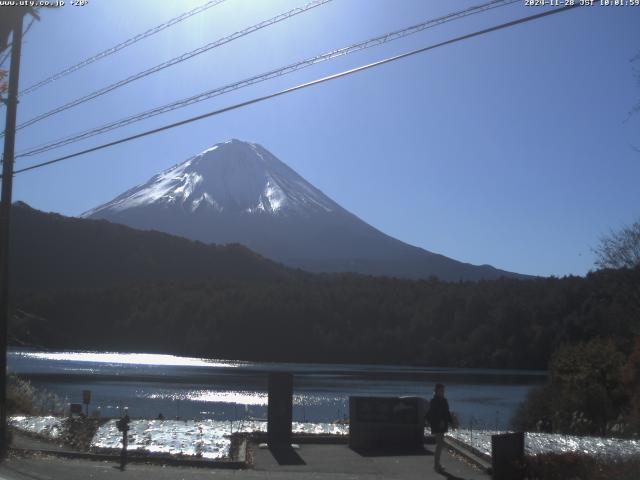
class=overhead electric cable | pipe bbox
[18,0,227,96]
[15,0,518,159]
[8,0,332,135]
[8,3,580,177]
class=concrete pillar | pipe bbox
[267,372,293,446]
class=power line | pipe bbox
[9,3,580,177]
[8,0,332,136]
[14,0,518,159]
[18,0,227,96]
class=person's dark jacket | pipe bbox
[426,396,453,434]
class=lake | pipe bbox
[8,349,546,430]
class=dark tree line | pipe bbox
[9,266,640,370]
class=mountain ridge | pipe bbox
[10,201,298,291]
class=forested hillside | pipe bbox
[10,267,639,369]
[9,202,298,290]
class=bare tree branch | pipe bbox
[594,220,640,269]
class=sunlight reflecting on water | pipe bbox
[145,389,344,407]
[18,351,239,368]
[9,348,543,427]
[147,390,268,405]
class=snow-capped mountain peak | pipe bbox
[83,139,336,217]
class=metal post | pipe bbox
[0,11,25,459]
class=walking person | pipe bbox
[426,383,454,473]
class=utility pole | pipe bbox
[0,10,25,459]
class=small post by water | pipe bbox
[82,390,91,416]
[116,408,131,471]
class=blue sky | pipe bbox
[3,0,639,277]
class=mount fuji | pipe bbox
[83,139,522,281]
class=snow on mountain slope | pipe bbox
[84,140,336,218]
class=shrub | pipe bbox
[7,375,63,415]
[622,337,640,433]
[511,385,553,432]
[511,338,633,436]
[7,375,36,414]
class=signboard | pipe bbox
[349,396,426,450]
[354,397,419,424]
[70,403,83,415]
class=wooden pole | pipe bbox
[0,10,24,459]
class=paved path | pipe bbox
[10,431,78,453]
[0,442,488,480]
[251,443,488,479]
